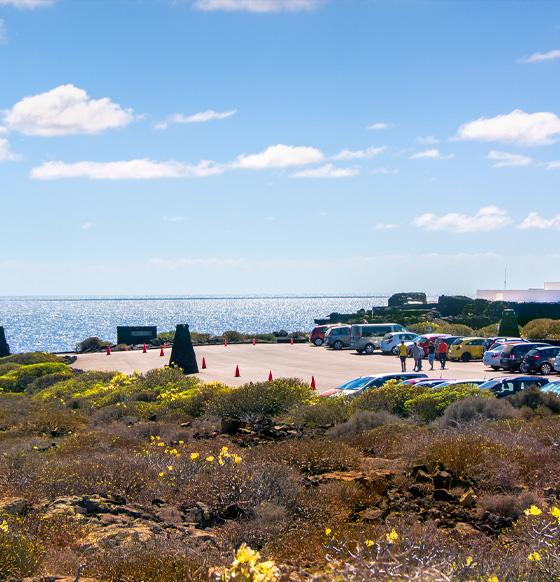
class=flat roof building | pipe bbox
[476,282,560,302]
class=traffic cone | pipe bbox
[143,343,147,353]
[268,370,273,382]
[164,343,167,349]
[253,338,256,346]
[160,345,164,356]
[235,365,240,377]
[202,357,206,369]
[106,345,111,355]
[291,338,294,345]
[225,340,228,347]
[125,345,128,351]
[311,376,316,390]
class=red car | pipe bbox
[310,325,335,347]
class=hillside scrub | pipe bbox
[1,355,560,581]
[522,318,560,341]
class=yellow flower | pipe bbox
[365,540,374,547]
[158,472,164,477]
[206,456,215,462]
[325,528,332,536]
[386,529,398,542]
[234,543,259,566]
[233,454,242,464]
[179,440,184,445]
[525,505,542,516]
[157,442,164,447]
[168,466,173,471]
[0,520,8,532]
[466,557,473,567]
[551,506,560,521]
[528,552,541,562]
[488,576,499,582]
[190,452,199,460]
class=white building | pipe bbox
[476,282,560,302]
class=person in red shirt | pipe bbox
[438,339,448,369]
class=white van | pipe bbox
[350,323,408,354]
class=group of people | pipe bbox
[398,339,448,372]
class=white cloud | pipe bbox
[488,150,533,168]
[332,145,386,160]
[81,222,93,229]
[518,211,560,230]
[370,167,398,175]
[547,160,560,170]
[413,206,513,233]
[410,148,454,160]
[415,135,439,144]
[372,223,397,230]
[194,0,323,12]
[4,84,134,136]
[163,215,186,222]
[155,109,237,130]
[0,0,53,7]
[30,159,224,180]
[518,50,560,64]
[0,19,6,43]
[233,144,324,169]
[454,109,560,146]
[367,122,394,130]
[0,137,19,162]
[290,164,358,178]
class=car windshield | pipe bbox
[337,376,376,392]
[412,336,422,342]
[478,380,502,390]
[452,339,463,345]
[383,333,393,339]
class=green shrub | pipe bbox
[477,323,500,337]
[522,318,560,341]
[286,398,350,428]
[0,352,60,366]
[439,395,519,426]
[506,385,560,414]
[0,525,44,579]
[407,322,441,335]
[223,330,247,343]
[207,378,315,420]
[157,330,175,343]
[405,385,493,423]
[0,362,71,393]
[328,410,405,436]
[350,379,430,417]
[0,363,21,376]
[190,331,211,343]
[76,336,110,352]
[252,333,277,342]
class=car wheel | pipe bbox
[491,366,500,370]
[392,346,399,355]
[540,362,553,375]
[333,340,343,350]
[461,352,471,362]
[519,363,529,373]
[356,350,363,354]
[364,344,375,355]
[313,338,323,346]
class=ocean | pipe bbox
[0,295,438,354]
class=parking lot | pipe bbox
[66,343,559,394]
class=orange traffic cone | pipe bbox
[202,357,206,369]
[253,338,256,346]
[164,343,167,349]
[311,376,316,390]
[268,370,273,382]
[160,345,164,356]
[143,343,147,353]
[106,345,111,355]
[125,345,128,351]
[235,365,240,378]
[225,340,228,347]
[291,338,294,345]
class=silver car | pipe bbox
[350,323,408,354]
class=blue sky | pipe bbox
[1,0,559,296]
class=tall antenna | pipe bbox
[504,268,507,290]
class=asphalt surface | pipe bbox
[65,343,558,394]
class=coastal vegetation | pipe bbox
[2,353,560,581]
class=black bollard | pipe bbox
[169,324,199,374]
[0,327,10,358]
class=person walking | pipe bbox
[398,339,408,372]
[428,341,436,370]
[411,341,423,372]
[438,338,449,369]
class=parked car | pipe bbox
[541,380,560,395]
[414,334,453,356]
[434,336,463,352]
[436,379,487,388]
[499,342,551,372]
[322,372,428,397]
[350,323,408,354]
[324,325,351,350]
[554,352,560,373]
[310,325,336,347]
[478,375,549,397]
[401,378,454,388]
[483,336,527,352]
[448,337,485,362]
[380,332,418,354]
[521,346,560,374]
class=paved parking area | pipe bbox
[65,343,558,394]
